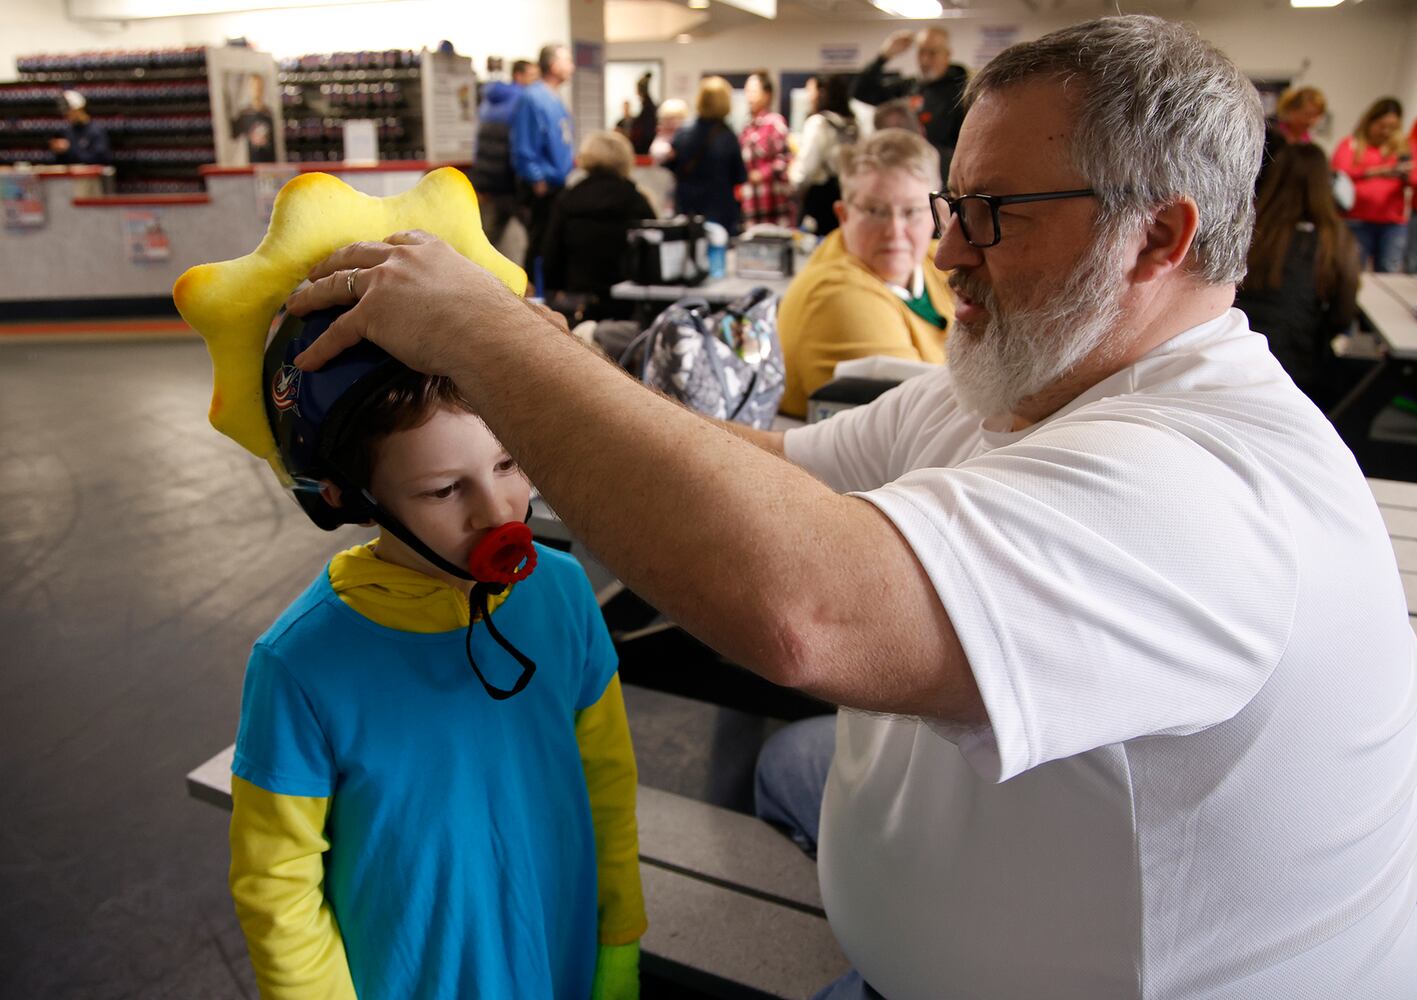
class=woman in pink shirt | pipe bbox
[1331,97,1416,272]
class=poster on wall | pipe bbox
[421,49,477,163]
[253,163,299,223]
[1,174,46,229]
[208,45,286,167]
[123,209,171,262]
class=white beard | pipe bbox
[946,229,1129,419]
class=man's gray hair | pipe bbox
[967,15,1263,285]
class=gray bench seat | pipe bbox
[187,746,848,999]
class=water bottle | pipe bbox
[705,221,729,280]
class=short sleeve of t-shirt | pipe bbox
[858,403,1300,783]
[559,551,619,712]
[233,642,337,798]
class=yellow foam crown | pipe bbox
[173,167,526,464]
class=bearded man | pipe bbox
[286,16,1416,1000]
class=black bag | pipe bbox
[622,215,708,286]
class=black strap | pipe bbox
[342,480,539,700]
[465,585,537,700]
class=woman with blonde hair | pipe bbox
[541,130,655,319]
[1331,97,1416,272]
[670,75,747,232]
[1237,143,1359,408]
[1274,86,1326,145]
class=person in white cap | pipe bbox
[50,90,112,166]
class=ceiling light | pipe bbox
[1289,0,1344,7]
[870,0,944,16]
[688,0,709,8]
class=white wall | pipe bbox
[608,2,1417,155]
[1,0,569,79]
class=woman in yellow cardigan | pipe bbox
[778,128,952,417]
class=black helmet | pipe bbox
[262,304,409,530]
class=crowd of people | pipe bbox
[485,32,1417,420]
[476,30,968,318]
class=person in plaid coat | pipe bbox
[739,71,795,229]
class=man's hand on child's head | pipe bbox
[287,231,547,377]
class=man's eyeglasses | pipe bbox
[928,189,1097,247]
[848,200,933,227]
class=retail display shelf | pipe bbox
[0,48,215,194]
[278,68,421,83]
[278,50,428,164]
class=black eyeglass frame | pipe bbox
[929,189,1097,247]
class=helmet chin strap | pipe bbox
[342,478,538,701]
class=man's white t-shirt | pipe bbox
[784,310,1417,999]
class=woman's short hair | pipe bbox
[837,128,941,201]
[872,98,920,134]
[659,97,689,126]
[1277,86,1325,118]
[579,130,636,178]
[696,76,733,121]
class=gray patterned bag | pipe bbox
[625,288,785,429]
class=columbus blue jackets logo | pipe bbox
[271,364,302,414]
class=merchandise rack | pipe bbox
[1,47,214,193]
[278,51,427,163]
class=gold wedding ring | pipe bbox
[346,268,359,299]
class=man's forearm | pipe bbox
[442,301,974,720]
[713,418,785,457]
[449,308,816,676]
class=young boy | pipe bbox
[229,307,645,999]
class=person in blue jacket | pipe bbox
[471,59,537,253]
[511,44,576,276]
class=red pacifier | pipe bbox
[467,522,538,586]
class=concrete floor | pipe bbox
[0,335,784,999]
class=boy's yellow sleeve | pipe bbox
[229,775,357,1000]
[576,674,648,947]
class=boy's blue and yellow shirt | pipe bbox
[234,541,617,1000]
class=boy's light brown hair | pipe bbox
[335,371,477,488]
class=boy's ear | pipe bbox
[321,480,377,527]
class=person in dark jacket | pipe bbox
[49,90,112,166]
[852,27,967,180]
[671,76,747,234]
[1236,143,1359,410]
[541,130,656,320]
[471,59,536,251]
